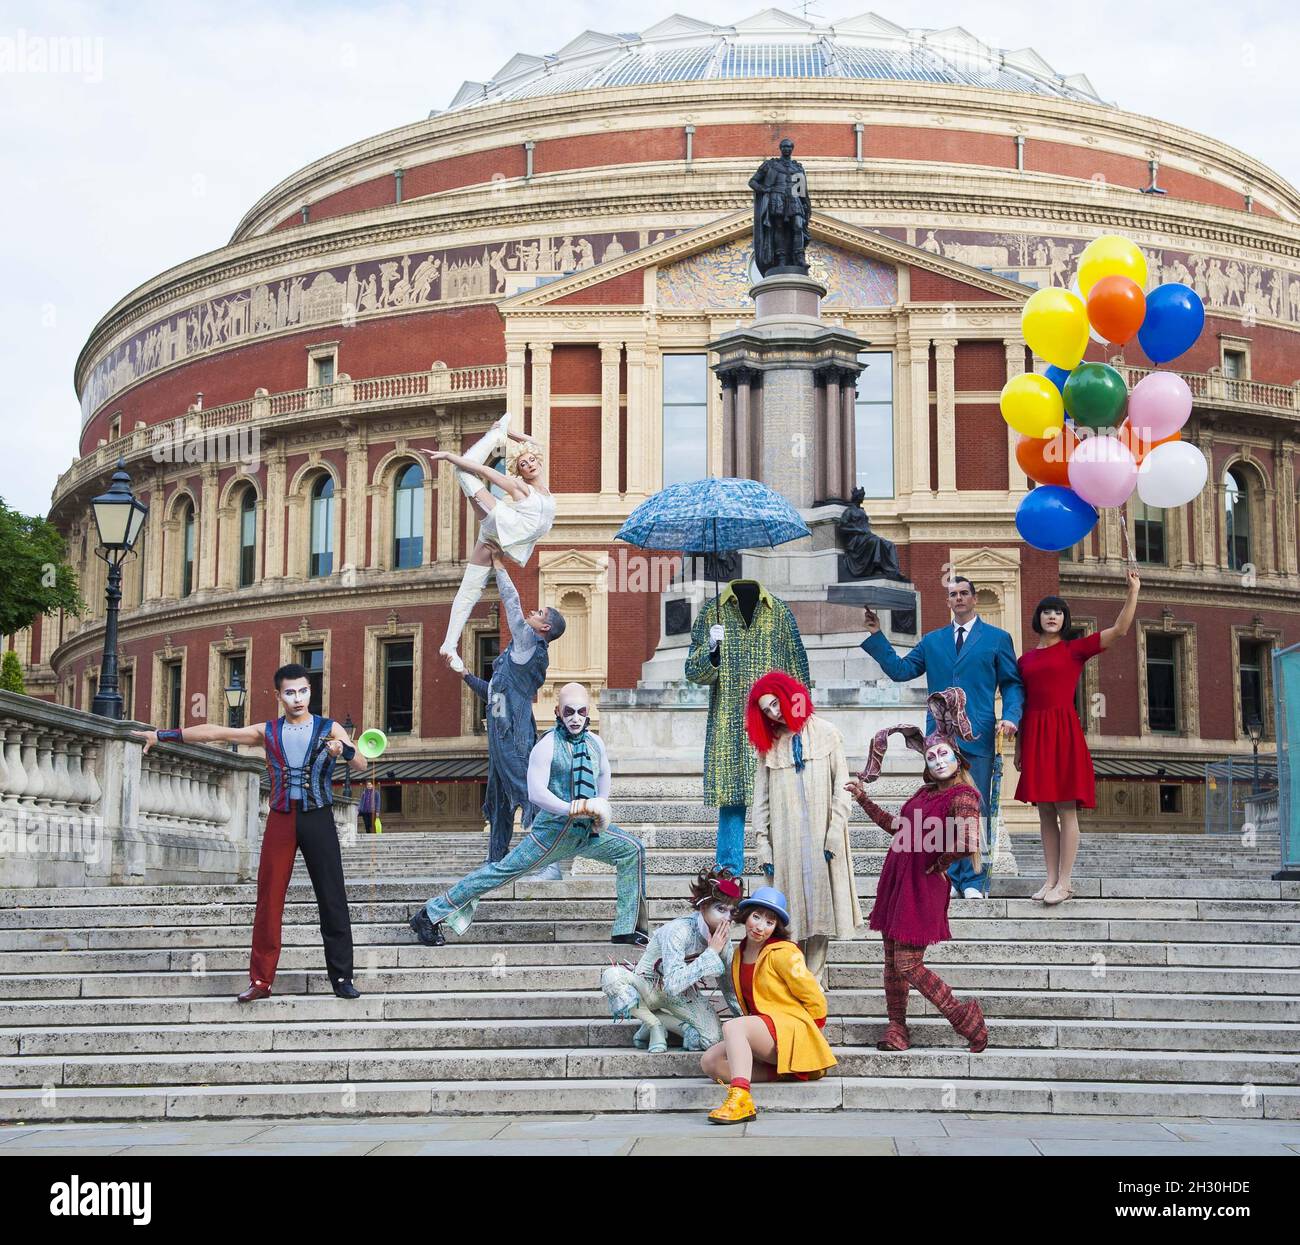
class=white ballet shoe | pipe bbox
[440,645,465,674]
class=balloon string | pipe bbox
[1117,507,1136,568]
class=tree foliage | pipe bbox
[0,497,85,637]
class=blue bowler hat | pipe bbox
[735,886,791,927]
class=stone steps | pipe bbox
[6,1015,1297,1056]
[2,829,1297,1122]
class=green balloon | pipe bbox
[1063,362,1128,429]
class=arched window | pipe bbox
[309,475,334,578]
[181,500,196,597]
[393,461,424,568]
[1224,467,1250,571]
[238,487,257,587]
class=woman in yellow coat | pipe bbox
[701,887,837,1124]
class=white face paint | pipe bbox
[758,694,782,723]
[556,690,590,736]
[925,742,959,780]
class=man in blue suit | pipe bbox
[860,576,1024,897]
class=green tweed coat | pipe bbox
[685,582,810,807]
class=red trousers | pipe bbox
[249,801,354,988]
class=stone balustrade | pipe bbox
[56,361,508,505]
[0,690,356,887]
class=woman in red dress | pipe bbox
[1016,569,1140,905]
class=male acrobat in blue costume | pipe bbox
[452,551,565,875]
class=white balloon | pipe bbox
[1070,276,1108,346]
[1136,441,1208,508]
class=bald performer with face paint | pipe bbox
[410,682,649,947]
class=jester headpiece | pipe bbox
[689,867,746,911]
[857,686,978,783]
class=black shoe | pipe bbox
[408,907,446,946]
[611,929,650,948]
[332,978,361,999]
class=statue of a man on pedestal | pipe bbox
[749,138,811,276]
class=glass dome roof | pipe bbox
[444,10,1110,112]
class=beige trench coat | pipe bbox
[752,714,863,943]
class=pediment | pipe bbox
[501,211,1029,311]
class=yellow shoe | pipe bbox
[708,1085,756,1125]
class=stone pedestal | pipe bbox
[712,273,867,509]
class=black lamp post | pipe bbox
[342,712,356,798]
[1247,714,1263,795]
[89,458,148,720]
[224,672,247,753]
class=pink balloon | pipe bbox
[1127,371,1192,441]
[1067,434,1138,508]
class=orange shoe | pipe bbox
[708,1085,757,1125]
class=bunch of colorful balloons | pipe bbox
[1002,234,1209,552]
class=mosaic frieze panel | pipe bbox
[81,228,678,423]
[656,238,898,310]
[917,228,1300,323]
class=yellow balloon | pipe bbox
[1021,287,1090,370]
[1077,234,1148,298]
[1000,373,1065,439]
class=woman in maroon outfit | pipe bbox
[1016,570,1140,905]
[845,688,988,1054]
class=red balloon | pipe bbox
[1016,427,1080,486]
[1118,418,1181,464]
[1087,275,1146,346]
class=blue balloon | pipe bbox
[1045,365,1071,395]
[1137,283,1205,365]
[1015,485,1099,553]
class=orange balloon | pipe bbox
[1118,418,1181,464]
[1087,275,1146,346]
[1016,427,1080,486]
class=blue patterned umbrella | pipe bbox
[615,477,809,553]
[615,477,810,608]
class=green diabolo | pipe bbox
[1063,362,1128,429]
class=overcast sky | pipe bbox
[2,0,1296,519]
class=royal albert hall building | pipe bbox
[18,10,1300,833]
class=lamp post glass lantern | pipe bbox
[343,712,355,798]
[89,458,148,720]
[1247,714,1264,795]
[224,672,247,753]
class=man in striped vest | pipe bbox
[134,663,369,1002]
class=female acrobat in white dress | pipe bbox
[423,414,557,672]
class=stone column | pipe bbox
[506,344,526,420]
[1004,339,1028,493]
[733,368,758,481]
[529,342,552,450]
[909,337,932,501]
[1193,431,1216,570]
[819,366,842,503]
[934,339,957,495]
[436,409,455,566]
[624,342,649,495]
[344,431,367,572]
[146,471,166,599]
[599,341,622,497]
[1280,445,1297,576]
[720,375,737,477]
[263,442,287,580]
[838,373,857,500]
[198,464,219,590]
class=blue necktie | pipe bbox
[955,625,966,656]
